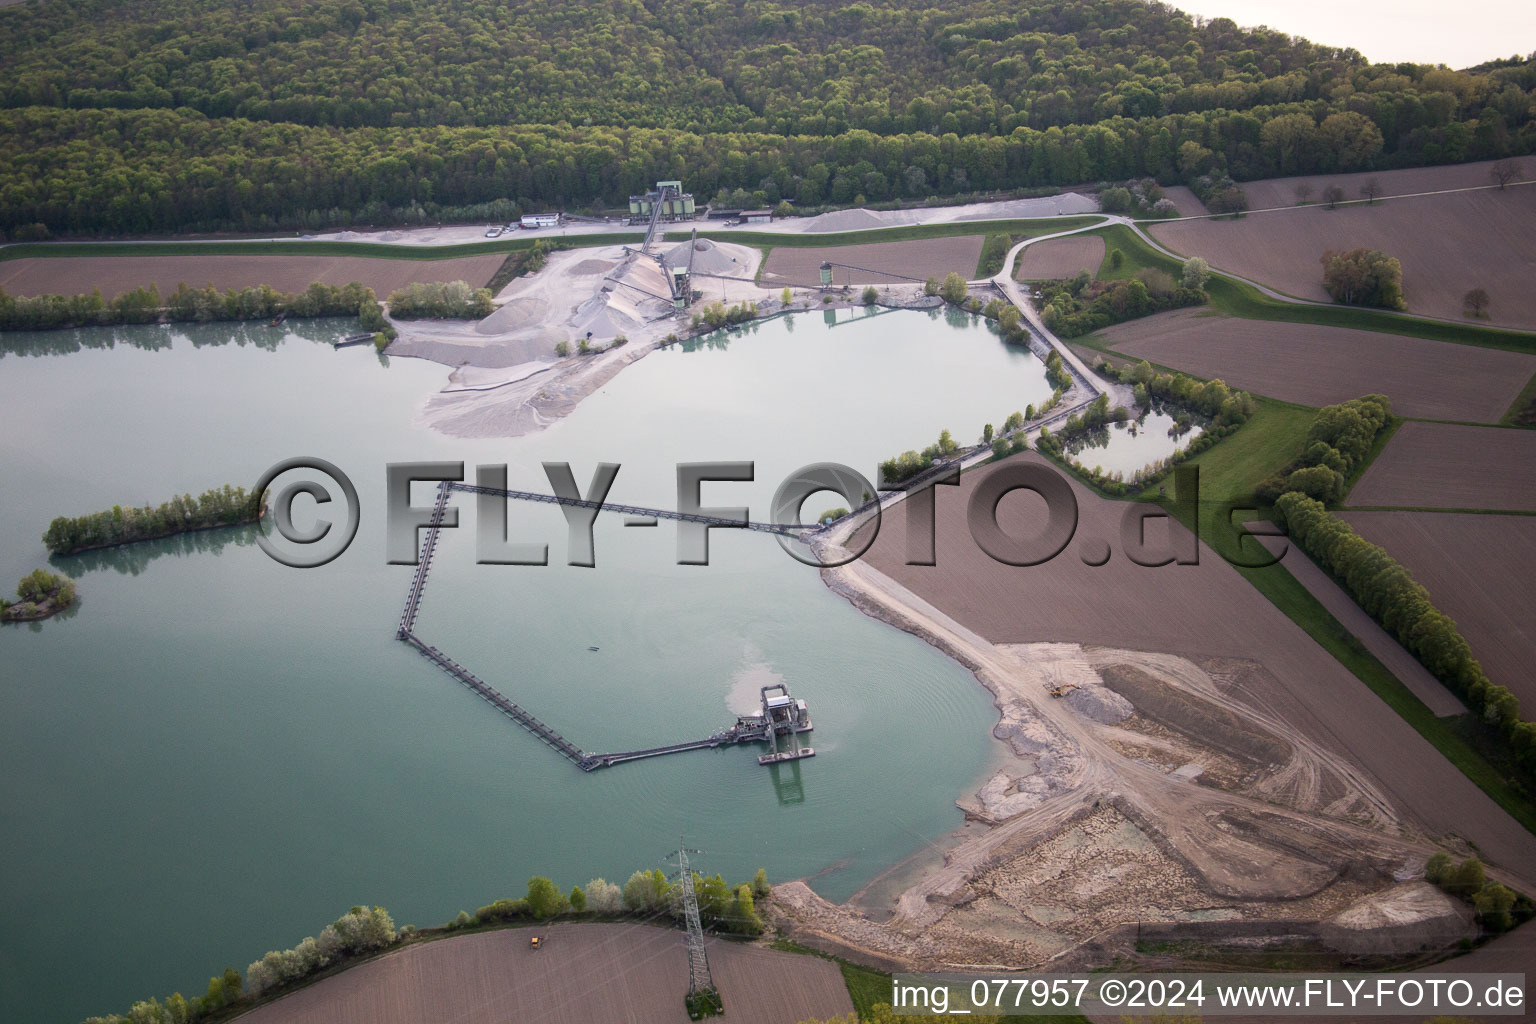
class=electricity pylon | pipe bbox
[667,841,714,996]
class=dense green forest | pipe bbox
[0,0,1532,236]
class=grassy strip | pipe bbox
[0,217,1098,273]
[1091,224,1536,353]
[0,232,642,262]
[1501,369,1536,427]
[667,215,1102,251]
[1141,400,1536,835]
[768,939,1090,1023]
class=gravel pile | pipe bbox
[1065,683,1134,724]
[663,238,739,275]
[800,208,888,232]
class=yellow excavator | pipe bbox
[1047,683,1079,698]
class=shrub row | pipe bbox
[43,485,261,556]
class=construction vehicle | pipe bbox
[529,935,542,950]
[1048,683,1079,698]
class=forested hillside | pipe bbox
[0,0,1532,236]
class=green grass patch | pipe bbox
[669,216,1101,251]
[0,233,642,263]
[1501,369,1536,427]
[840,962,892,1019]
[1089,224,1536,353]
[1139,398,1536,835]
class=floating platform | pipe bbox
[759,747,815,766]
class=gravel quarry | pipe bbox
[763,467,1536,972]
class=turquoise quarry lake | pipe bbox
[0,309,1049,1022]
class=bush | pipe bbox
[938,272,968,304]
[861,285,879,305]
[1181,257,1210,289]
[584,878,623,913]
[554,340,570,356]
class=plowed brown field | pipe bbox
[1013,236,1105,281]
[1237,158,1527,210]
[1341,511,1536,708]
[233,923,852,1024]
[1093,308,1536,422]
[849,454,1536,876]
[1149,181,1536,327]
[0,253,505,299]
[1159,185,1209,217]
[1348,421,1536,510]
[760,236,982,285]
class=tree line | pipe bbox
[81,865,773,1023]
[1278,490,1534,772]
[44,485,262,556]
[0,280,389,335]
[1256,394,1393,503]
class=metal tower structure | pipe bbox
[667,842,715,996]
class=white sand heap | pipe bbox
[800,208,892,232]
[1319,881,1471,955]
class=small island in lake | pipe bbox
[43,485,262,556]
[1,569,78,622]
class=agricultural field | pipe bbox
[1090,308,1536,422]
[1347,421,1536,511]
[851,454,1536,877]
[233,923,853,1024]
[1012,236,1105,281]
[1148,178,1536,327]
[1341,511,1536,709]
[0,253,506,300]
[758,236,981,286]
[1158,185,1209,217]
[1236,158,1526,210]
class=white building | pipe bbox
[520,213,561,229]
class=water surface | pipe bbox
[0,310,1046,1022]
